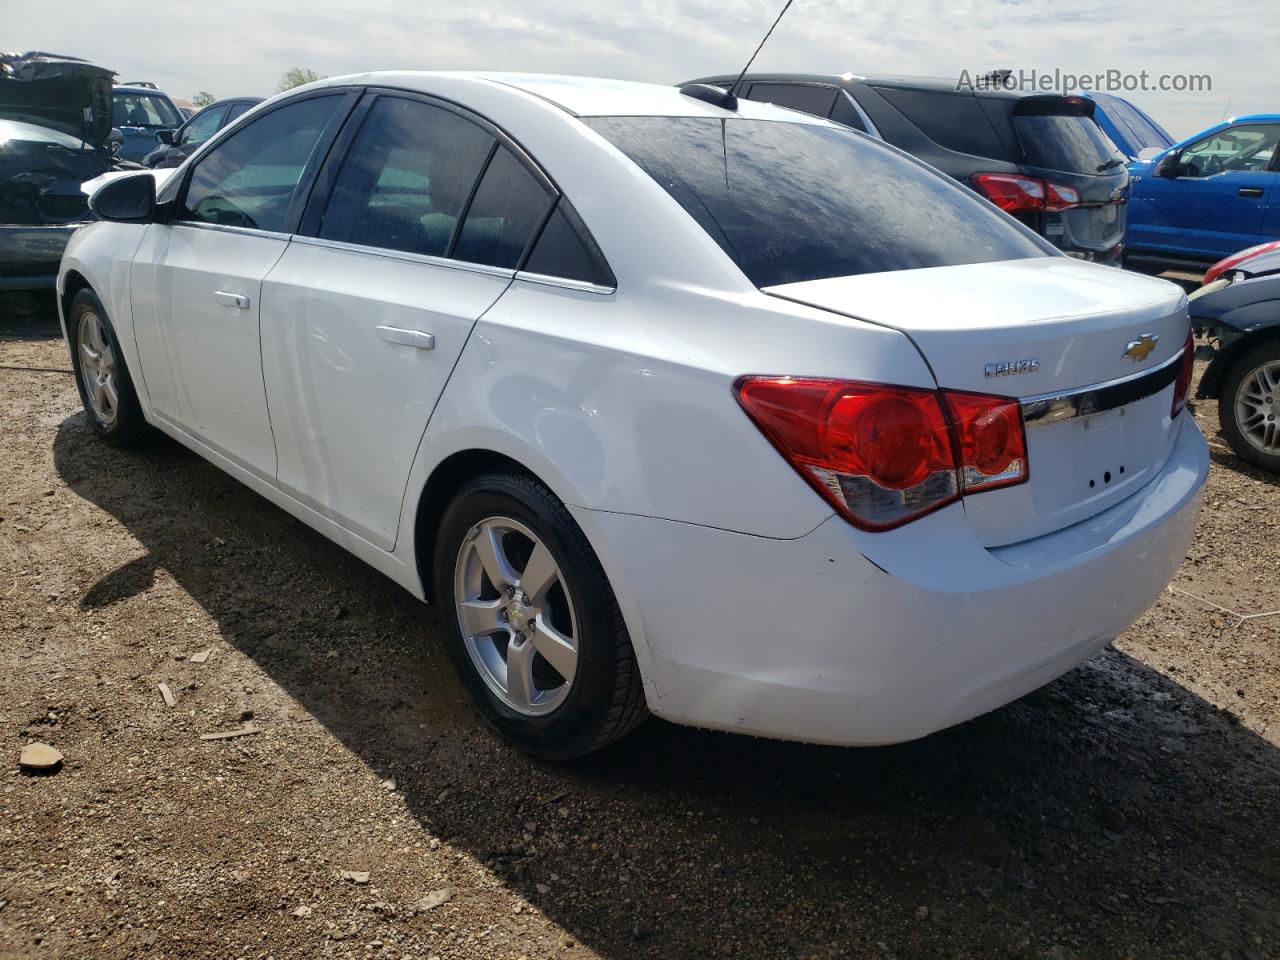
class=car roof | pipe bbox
[304,71,830,121]
[113,84,172,97]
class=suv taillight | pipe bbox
[735,378,1028,531]
[972,172,1080,213]
[1172,331,1194,418]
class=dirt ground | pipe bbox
[1,290,1277,960]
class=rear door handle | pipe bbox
[1238,187,1265,198]
[214,291,250,309]
[376,325,435,350]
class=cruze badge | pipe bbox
[985,358,1040,378]
[1123,333,1159,362]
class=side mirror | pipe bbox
[156,128,176,145]
[106,127,124,156]
[1155,151,1180,178]
[90,173,157,223]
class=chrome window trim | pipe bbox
[1020,347,1185,428]
[170,220,293,242]
[513,271,616,296]
[289,234,517,279]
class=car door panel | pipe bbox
[131,223,287,478]
[258,91,557,550]
[128,91,354,480]
[261,241,511,548]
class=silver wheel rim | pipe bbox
[1234,360,1280,454]
[78,311,119,426]
[454,516,579,716]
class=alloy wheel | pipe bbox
[78,311,119,425]
[453,516,579,716]
[1234,360,1280,454]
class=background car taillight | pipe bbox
[1172,331,1194,418]
[972,172,1080,213]
[735,378,1028,531]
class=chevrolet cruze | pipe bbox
[58,73,1208,759]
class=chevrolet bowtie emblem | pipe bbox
[1123,333,1159,362]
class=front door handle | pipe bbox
[376,325,435,350]
[1238,187,1265,198]
[214,291,250,309]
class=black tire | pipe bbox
[1218,339,1280,474]
[433,472,647,760]
[66,288,150,448]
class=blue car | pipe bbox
[1126,114,1280,269]
[111,84,183,163]
[1082,92,1174,160]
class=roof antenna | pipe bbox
[730,0,796,99]
[678,0,797,112]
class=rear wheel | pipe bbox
[1219,340,1280,474]
[433,473,647,759]
[67,289,149,447]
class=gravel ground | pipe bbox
[1,292,1277,960]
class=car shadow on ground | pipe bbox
[52,414,1280,959]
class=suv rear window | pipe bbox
[872,87,1011,160]
[583,116,1050,287]
[1013,104,1125,174]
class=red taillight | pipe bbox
[972,173,1045,213]
[735,378,1028,531]
[972,173,1081,213]
[943,391,1029,493]
[1044,182,1080,212]
[1172,331,1194,418]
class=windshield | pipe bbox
[112,92,181,128]
[1014,113,1126,174]
[584,116,1050,287]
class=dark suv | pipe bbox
[684,73,1130,263]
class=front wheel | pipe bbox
[1218,340,1280,474]
[67,288,149,447]
[433,473,647,759]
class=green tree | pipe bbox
[192,90,216,107]
[278,67,325,92]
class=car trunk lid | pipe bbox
[0,51,115,148]
[766,257,1190,547]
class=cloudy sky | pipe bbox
[6,0,1273,139]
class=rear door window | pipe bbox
[523,199,615,287]
[454,145,555,269]
[746,83,838,119]
[179,94,345,232]
[584,115,1050,287]
[318,96,495,256]
[224,101,254,124]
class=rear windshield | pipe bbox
[112,92,181,128]
[1014,114,1125,174]
[584,116,1050,287]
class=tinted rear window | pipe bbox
[1014,114,1125,173]
[583,116,1049,287]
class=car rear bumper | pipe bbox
[579,413,1207,746]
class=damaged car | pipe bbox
[1,51,138,290]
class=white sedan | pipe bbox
[58,73,1208,759]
